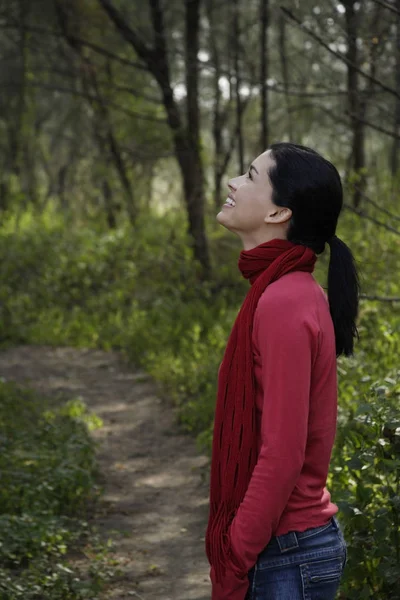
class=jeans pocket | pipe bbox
[300,556,344,600]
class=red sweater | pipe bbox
[210,271,338,600]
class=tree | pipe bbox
[232,0,244,174]
[277,11,293,141]
[98,0,211,277]
[391,0,400,176]
[259,0,269,151]
[343,0,366,208]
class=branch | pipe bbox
[266,86,382,98]
[221,96,252,175]
[8,81,167,123]
[370,0,400,16]
[309,102,400,142]
[97,0,154,65]
[103,82,161,105]
[344,108,400,141]
[360,294,400,303]
[280,6,400,100]
[353,187,400,223]
[343,203,400,237]
[44,127,173,161]
[0,22,148,72]
[98,0,182,136]
[11,61,162,105]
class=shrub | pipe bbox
[0,381,114,599]
[331,371,400,599]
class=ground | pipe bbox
[0,345,211,600]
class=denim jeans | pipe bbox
[244,517,347,600]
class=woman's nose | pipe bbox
[228,180,237,193]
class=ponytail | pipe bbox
[327,235,361,357]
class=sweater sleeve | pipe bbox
[216,292,319,597]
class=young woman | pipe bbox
[205,143,360,600]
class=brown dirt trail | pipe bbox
[0,345,211,600]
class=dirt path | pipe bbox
[0,345,211,600]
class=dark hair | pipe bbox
[268,142,360,357]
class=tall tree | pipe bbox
[0,0,29,211]
[343,0,366,208]
[232,0,244,174]
[98,0,211,277]
[206,0,249,209]
[259,0,269,152]
[207,0,224,209]
[391,0,400,176]
[53,1,138,223]
[278,11,293,141]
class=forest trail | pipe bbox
[0,345,211,600]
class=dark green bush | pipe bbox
[0,381,112,599]
[331,372,400,599]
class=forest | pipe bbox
[0,0,399,598]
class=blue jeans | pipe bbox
[244,517,347,600]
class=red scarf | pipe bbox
[205,238,317,583]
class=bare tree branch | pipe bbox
[11,62,162,105]
[307,101,400,141]
[344,109,400,140]
[287,101,400,142]
[110,83,160,104]
[360,294,400,303]
[0,22,149,72]
[343,203,400,237]
[353,186,400,223]
[97,0,154,66]
[370,0,400,16]
[98,0,183,133]
[5,82,167,123]
[280,6,400,100]
[267,86,383,98]
[44,127,173,160]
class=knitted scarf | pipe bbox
[205,238,317,583]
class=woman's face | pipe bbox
[216,150,292,250]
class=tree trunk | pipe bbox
[181,0,210,276]
[233,0,244,174]
[0,0,29,212]
[98,0,211,277]
[57,164,69,214]
[207,0,224,209]
[102,179,117,229]
[391,0,400,176]
[103,61,137,225]
[260,0,269,152]
[85,72,137,225]
[344,0,366,208]
[278,12,293,141]
[55,5,138,226]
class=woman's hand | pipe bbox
[209,564,249,600]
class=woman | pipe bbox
[205,143,360,600]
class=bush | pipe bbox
[0,381,115,599]
[331,371,400,599]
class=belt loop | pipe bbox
[276,531,299,553]
[331,516,339,531]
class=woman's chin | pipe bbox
[216,210,231,229]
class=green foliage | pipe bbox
[0,201,399,597]
[0,380,117,599]
[331,373,400,599]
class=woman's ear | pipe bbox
[264,207,292,225]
